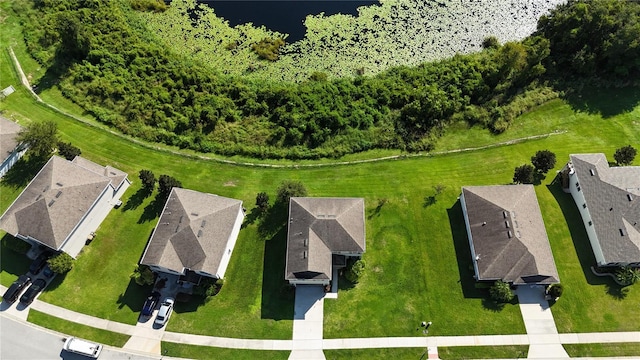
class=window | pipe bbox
[575,182,579,187]
[582,203,587,209]
[589,169,595,176]
[588,221,593,226]
[577,186,581,192]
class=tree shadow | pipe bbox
[173,294,206,314]
[0,234,30,276]
[368,199,387,219]
[122,187,152,212]
[605,284,630,300]
[260,204,294,320]
[423,195,437,207]
[0,155,48,188]
[559,85,640,118]
[116,279,152,312]
[242,207,262,229]
[546,176,622,297]
[533,172,547,186]
[138,194,166,224]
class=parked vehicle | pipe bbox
[19,279,47,305]
[42,265,55,278]
[154,297,174,327]
[29,252,51,275]
[63,337,102,358]
[141,291,161,316]
[2,275,31,303]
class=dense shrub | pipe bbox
[489,280,514,303]
[513,164,535,184]
[276,180,307,205]
[57,141,81,160]
[130,264,155,286]
[531,150,557,174]
[614,145,637,166]
[547,283,564,298]
[47,252,74,274]
[2,236,31,254]
[346,259,366,284]
[138,169,156,192]
[616,266,640,286]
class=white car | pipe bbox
[154,297,174,327]
[63,337,102,358]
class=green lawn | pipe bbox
[27,310,130,347]
[2,0,640,341]
[438,345,528,359]
[324,348,430,359]
[161,342,289,360]
[563,343,640,357]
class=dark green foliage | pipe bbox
[616,266,640,286]
[138,169,156,191]
[193,277,224,300]
[537,0,640,80]
[255,192,270,213]
[513,164,535,184]
[614,145,637,166]
[129,0,167,12]
[56,141,81,161]
[275,180,307,205]
[158,174,182,199]
[547,283,564,298]
[17,120,58,158]
[531,150,556,173]
[489,280,514,303]
[47,252,74,274]
[346,259,365,284]
[252,38,285,61]
[2,236,31,254]
[130,264,155,286]
[482,36,500,50]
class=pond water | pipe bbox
[199,0,378,41]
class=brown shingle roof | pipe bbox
[285,197,365,281]
[0,116,23,165]
[461,185,559,285]
[0,156,125,250]
[570,154,640,263]
[140,188,243,276]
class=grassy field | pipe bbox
[27,310,130,347]
[161,342,289,360]
[563,343,640,357]
[2,0,640,344]
[437,345,528,359]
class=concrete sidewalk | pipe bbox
[517,285,569,358]
[289,285,326,360]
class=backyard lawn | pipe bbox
[2,0,640,343]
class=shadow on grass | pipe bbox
[546,176,625,299]
[116,279,151,312]
[242,207,262,229]
[560,85,640,118]
[259,204,294,321]
[123,187,152,212]
[0,155,48,189]
[174,295,206,314]
[138,194,166,224]
[0,234,30,278]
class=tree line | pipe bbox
[15,0,640,159]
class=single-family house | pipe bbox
[140,188,244,282]
[460,185,560,285]
[285,197,365,286]
[0,155,130,258]
[0,116,27,177]
[563,153,640,267]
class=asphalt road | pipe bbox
[0,314,161,360]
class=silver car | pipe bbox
[154,298,174,327]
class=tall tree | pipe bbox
[614,145,637,166]
[158,175,182,199]
[513,164,535,184]
[531,150,556,173]
[17,120,58,158]
[276,180,307,204]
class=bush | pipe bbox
[489,280,514,303]
[130,264,155,286]
[57,141,81,160]
[513,164,535,184]
[346,259,366,284]
[276,180,307,204]
[531,150,556,174]
[614,145,637,166]
[193,277,224,300]
[547,283,564,298]
[255,192,270,213]
[47,252,74,274]
[252,38,285,61]
[138,169,156,191]
[616,266,640,286]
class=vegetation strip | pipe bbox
[9,46,564,168]
[27,309,130,347]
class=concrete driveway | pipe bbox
[290,285,326,360]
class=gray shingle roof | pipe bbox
[462,185,559,285]
[140,188,243,276]
[0,116,23,165]
[0,156,125,250]
[285,197,365,281]
[570,154,640,263]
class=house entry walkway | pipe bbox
[289,285,326,360]
[517,285,569,358]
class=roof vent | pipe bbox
[589,169,595,176]
[620,228,626,236]
[628,194,633,201]
[179,215,183,224]
[191,212,199,217]
[197,229,203,237]
[482,221,487,226]
[201,220,207,228]
[303,251,308,259]
[304,238,308,247]
[55,182,63,187]
[505,221,510,229]
[502,211,508,218]
[48,200,55,207]
[55,191,62,198]
[507,230,513,239]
